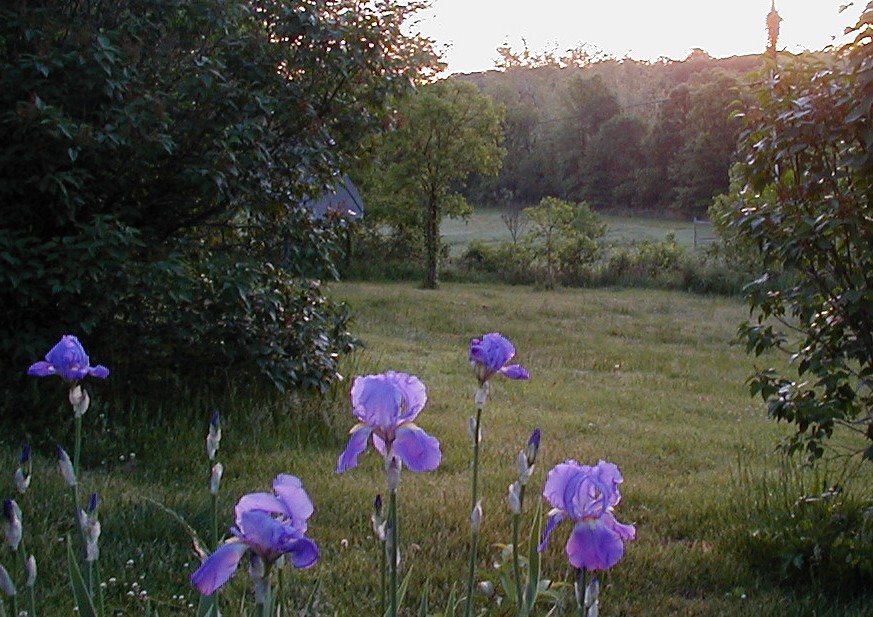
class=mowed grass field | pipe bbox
[8,282,868,616]
[441,208,706,256]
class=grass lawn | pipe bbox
[7,282,869,616]
[441,208,707,256]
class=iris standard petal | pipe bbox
[592,460,624,506]
[393,424,441,472]
[191,542,248,595]
[565,519,625,571]
[336,425,373,473]
[542,461,582,512]
[286,536,320,569]
[235,492,286,523]
[389,371,428,423]
[499,364,530,380]
[470,333,515,372]
[538,510,565,553]
[351,374,400,428]
[273,474,314,530]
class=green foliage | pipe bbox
[581,115,647,208]
[733,458,873,589]
[522,198,605,287]
[359,80,505,289]
[0,0,435,413]
[464,54,762,215]
[722,5,873,462]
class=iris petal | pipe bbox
[191,542,248,595]
[500,364,530,380]
[336,425,372,473]
[538,511,565,553]
[602,511,636,541]
[273,474,315,531]
[234,493,285,523]
[543,461,582,512]
[26,362,54,377]
[394,424,441,472]
[88,365,110,379]
[566,519,625,571]
[287,536,319,569]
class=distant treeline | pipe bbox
[457,51,794,216]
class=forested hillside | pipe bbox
[456,51,782,215]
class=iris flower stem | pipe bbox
[94,559,105,617]
[379,538,387,617]
[464,406,483,617]
[388,489,399,617]
[256,570,273,617]
[73,405,83,478]
[211,492,219,549]
[11,592,18,617]
[209,466,220,617]
[511,483,526,614]
[277,566,285,615]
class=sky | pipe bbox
[413,0,866,74]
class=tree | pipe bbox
[523,197,605,287]
[581,115,647,208]
[670,71,742,214]
[362,80,504,288]
[0,0,436,407]
[722,4,873,462]
[639,85,691,210]
[557,75,620,201]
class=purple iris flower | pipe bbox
[538,460,635,571]
[191,474,318,595]
[469,333,530,385]
[336,371,441,474]
[27,335,109,381]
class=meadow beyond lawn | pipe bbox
[8,282,870,616]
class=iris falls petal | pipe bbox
[393,424,441,472]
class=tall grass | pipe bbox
[4,282,870,615]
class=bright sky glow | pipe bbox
[414,0,866,74]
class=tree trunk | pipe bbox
[424,199,439,289]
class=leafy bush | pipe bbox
[721,11,873,462]
[0,0,434,420]
[522,197,605,288]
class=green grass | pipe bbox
[441,208,706,256]
[4,282,870,616]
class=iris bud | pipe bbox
[2,500,22,551]
[206,411,221,461]
[507,482,521,515]
[57,446,76,486]
[526,428,541,466]
[209,463,223,495]
[0,564,15,597]
[14,469,30,494]
[386,456,401,492]
[25,555,36,587]
[371,495,385,541]
[69,384,90,418]
[471,500,483,533]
